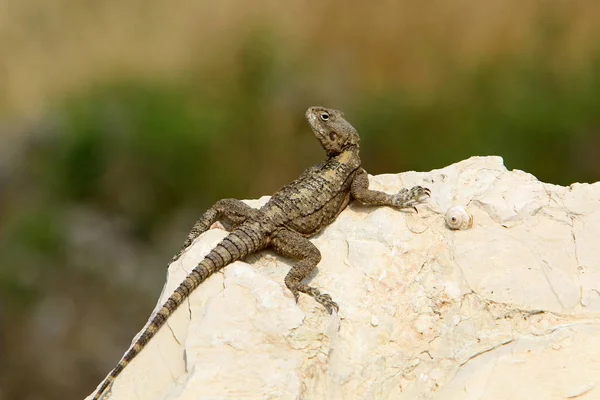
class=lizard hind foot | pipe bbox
[301,286,339,314]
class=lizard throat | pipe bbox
[327,143,359,157]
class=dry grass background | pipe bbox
[1,1,600,399]
[2,0,599,117]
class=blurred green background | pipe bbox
[0,0,599,399]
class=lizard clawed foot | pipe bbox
[170,250,184,264]
[170,236,196,264]
[316,293,339,314]
[303,287,339,314]
[392,185,431,211]
[291,289,300,304]
[290,285,339,314]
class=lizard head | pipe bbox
[306,106,360,156]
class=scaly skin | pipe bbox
[92,106,430,399]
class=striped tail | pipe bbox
[92,229,263,400]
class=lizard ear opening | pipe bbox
[329,131,337,141]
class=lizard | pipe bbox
[92,106,430,399]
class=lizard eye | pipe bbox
[320,112,330,121]
[329,131,337,141]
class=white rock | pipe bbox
[88,156,600,400]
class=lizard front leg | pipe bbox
[271,229,338,314]
[350,168,430,211]
[171,199,258,263]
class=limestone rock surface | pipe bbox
[88,156,600,400]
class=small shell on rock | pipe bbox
[445,206,473,230]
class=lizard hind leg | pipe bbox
[271,229,339,314]
[171,199,258,263]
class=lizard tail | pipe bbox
[92,229,264,400]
